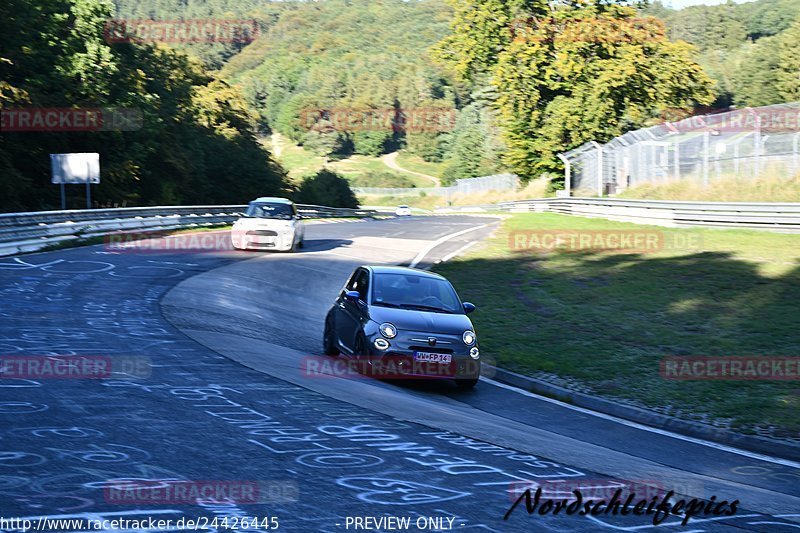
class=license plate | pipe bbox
[413,352,452,364]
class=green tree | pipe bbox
[439,103,498,184]
[777,19,800,101]
[730,37,784,107]
[439,1,715,180]
[351,131,390,157]
[433,0,548,83]
[295,169,358,208]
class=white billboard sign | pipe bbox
[50,153,100,184]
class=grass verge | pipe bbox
[268,136,434,188]
[394,151,445,179]
[359,179,552,210]
[617,174,800,202]
[433,212,800,438]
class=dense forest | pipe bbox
[0,0,288,212]
[644,0,800,108]
[217,0,502,185]
[127,0,797,186]
[1,0,798,211]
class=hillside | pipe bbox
[222,0,456,149]
[644,0,800,108]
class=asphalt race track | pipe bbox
[0,215,798,532]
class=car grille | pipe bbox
[246,230,278,237]
[408,346,454,354]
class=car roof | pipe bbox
[365,265,447,281]
[250,197,293,204]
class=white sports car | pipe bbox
[231,197,305,252]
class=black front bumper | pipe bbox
[364,330,480,379]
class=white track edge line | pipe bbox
[482,377,800,469]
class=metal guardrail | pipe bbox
[0,204,382,257]
[437,198,800,232]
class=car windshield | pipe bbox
[245,203,294,219]
[371,273,462,314]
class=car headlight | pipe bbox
[463,330,476,345]
[470,347,480,359]
[379,323,397,339]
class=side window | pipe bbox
[345,270,361,292]
[356,271,370,301]
[346,269,369,301]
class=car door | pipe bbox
[336,268,370,353]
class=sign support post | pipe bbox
[86,160,92,208]
[50,153,100,210]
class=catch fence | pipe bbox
[560,102,800,196]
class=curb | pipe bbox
[485,365,800,462]
[305,217,372,225]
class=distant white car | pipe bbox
[231,197,305,252]
[395,205,412,217]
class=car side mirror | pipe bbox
[463,302,476,314]
[345,291,361,302]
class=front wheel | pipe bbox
[323,316,339,356]
[455,377,479,390]
[353,335,374,376]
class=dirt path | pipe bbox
[381,152,440,187]
[271,133,283,159]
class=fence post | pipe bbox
[591,141,603,197]
[703,131,710,187]
[748,108,762,178]
[794,132,800,176]
[558,154,571,196]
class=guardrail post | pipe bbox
[748,108,762,178]
[702,131,710,187]
[673,138,681,180]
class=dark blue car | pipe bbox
[323,266,480,388]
